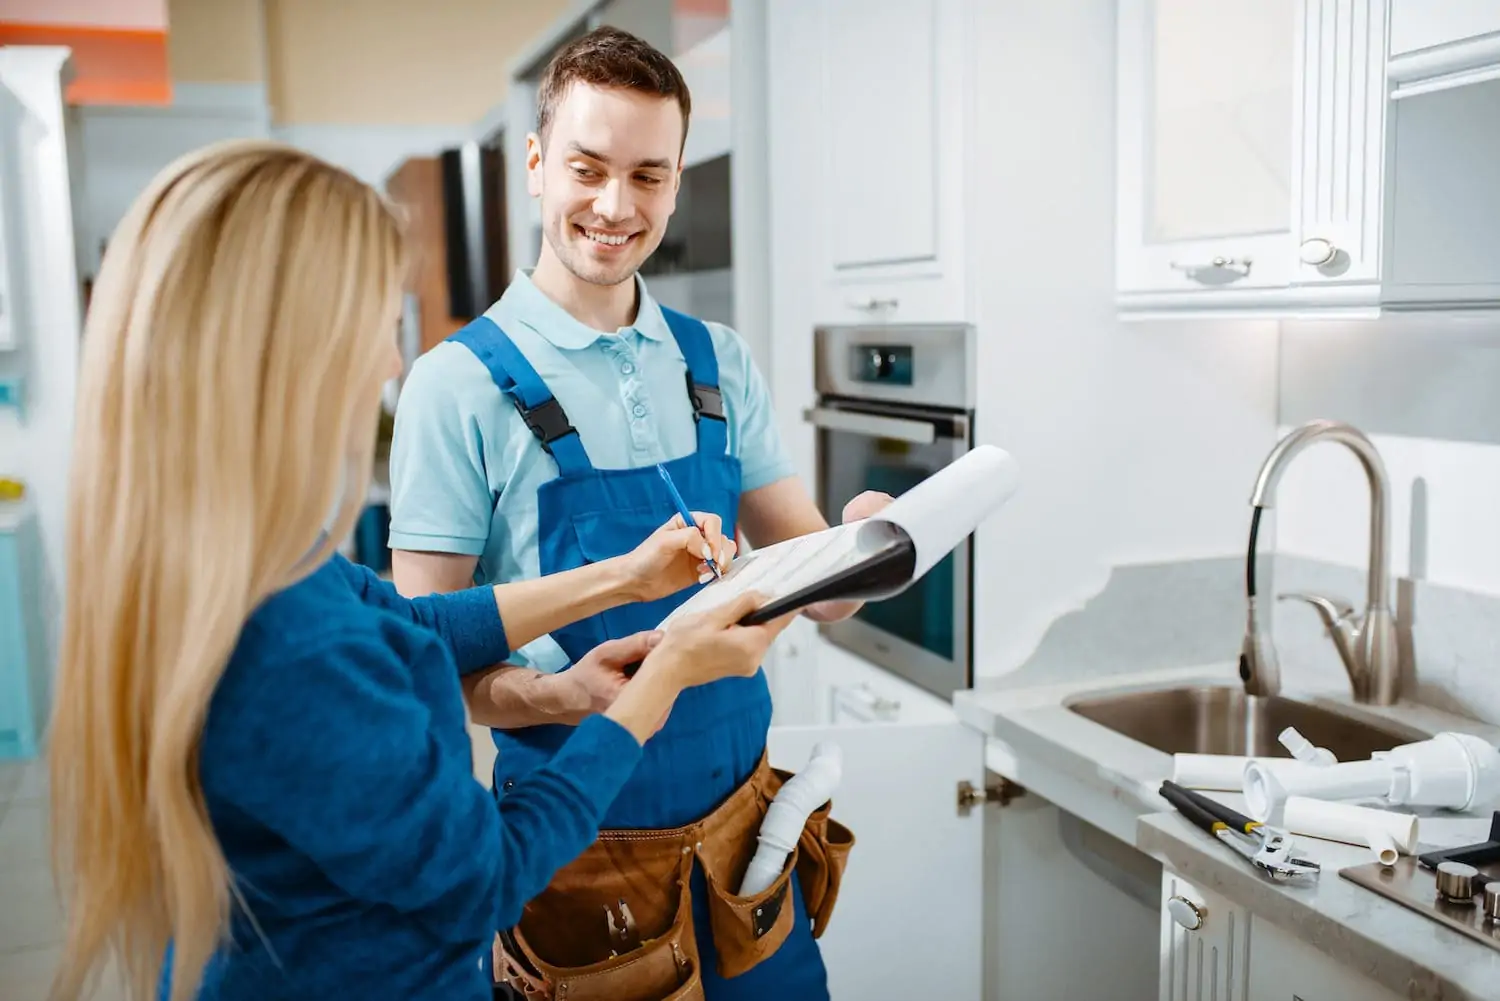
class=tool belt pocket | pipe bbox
[795,800,855,939]
[700,842,800,979]
[502,852,703,1001]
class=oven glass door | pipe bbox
[811,401,972,699]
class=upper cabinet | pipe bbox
[769,0,974,325]
[1117,0,1298,303]
[1117,0,1500,319]
[1388,0,1500,96]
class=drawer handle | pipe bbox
[1168,256,1252,281]
[849,296,899,311]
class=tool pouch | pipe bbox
[500,850,702,1001]
[494,758,855,996]
[699,839,799,978]
[795,801,855,939]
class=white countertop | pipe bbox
[953,657,1500,1000]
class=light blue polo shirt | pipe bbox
[388,269,795,673]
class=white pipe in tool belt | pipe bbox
[739,742,843,897]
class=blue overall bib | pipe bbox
[449,308,829,1001]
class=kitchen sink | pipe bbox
[1065,685,1428,761]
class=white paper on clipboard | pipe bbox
[657,444,1020,627]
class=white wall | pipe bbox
[1273,432,1500,597]
[962,0,1278,677]
[0,48,86,659]
[74,84,271,278]
[73,82,483,275]
[272,123,478,187]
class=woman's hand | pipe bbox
[620,512,737,603]
[604,591,796,743]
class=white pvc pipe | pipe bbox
[739,742,844,897]
[1281,797,1419,856]
[1366,826,1400,867]
[1172,754,1325,792]
[1244,759,1395,819]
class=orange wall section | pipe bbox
[0,22,171,104]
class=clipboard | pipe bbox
[660,443,1020,630]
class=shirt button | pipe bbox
[621,362,635,375]
[632,403,647,418]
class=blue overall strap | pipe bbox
[659,306,728,458]
[447,317,593,477]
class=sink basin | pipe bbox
[1065,685,1427,761]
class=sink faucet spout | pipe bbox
[1241,420,1402,705]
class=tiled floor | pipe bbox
[0,757,127,1001]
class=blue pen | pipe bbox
[656,463,721,579]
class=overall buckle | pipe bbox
[685,372,725,423]
[513,396,576,454]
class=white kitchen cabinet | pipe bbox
[1157,871,1253,1001]
[1116,0,1298,305]
[1245,915,1404,1001]
[1119,0,1500,318]
[1388,0,1500,98]
[765,629,986,999]
[1157,870,1406,1001]
[1288,0,1389,293]
[767,0,973,325]
[0,80,27,351]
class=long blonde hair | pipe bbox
[48,140,408,1001]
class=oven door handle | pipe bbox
[802,406,938,444]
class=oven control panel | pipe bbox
[814,323,974,410]
[850,344,914,386]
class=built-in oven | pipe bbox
[804,323,977,702]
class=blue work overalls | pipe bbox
[450,308,830,1001]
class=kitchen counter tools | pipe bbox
[1159,780,1321,881]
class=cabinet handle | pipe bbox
[1167,895,1205,931]
[1168,257,1253,281]
[849,296,899,312]
[830,683,901,722]
[1298,237,1339,267]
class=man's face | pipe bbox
[527,82,683,288]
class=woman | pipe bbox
[46,140,792,1001]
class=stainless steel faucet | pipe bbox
[1240,420,1403,705]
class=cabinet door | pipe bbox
[1389,0,1500,58]
[1118,0,1297,299]
[1158,870,1252,1001]
[1245,915,1405,1001]
[770,0,972,325]
[1290,0,1389,289]
[767,715,985,1000]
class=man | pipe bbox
[389,25,887,1001]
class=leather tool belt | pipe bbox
[493,756,854,1001]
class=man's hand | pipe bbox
[559,631,663,719]
[462,632,662,729]
[803,490,896,623]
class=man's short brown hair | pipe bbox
[535,25,692,153]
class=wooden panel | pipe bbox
[385,156,464,356]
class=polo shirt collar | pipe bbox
[503,269,672,350]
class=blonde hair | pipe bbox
[48,140,408,1001]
